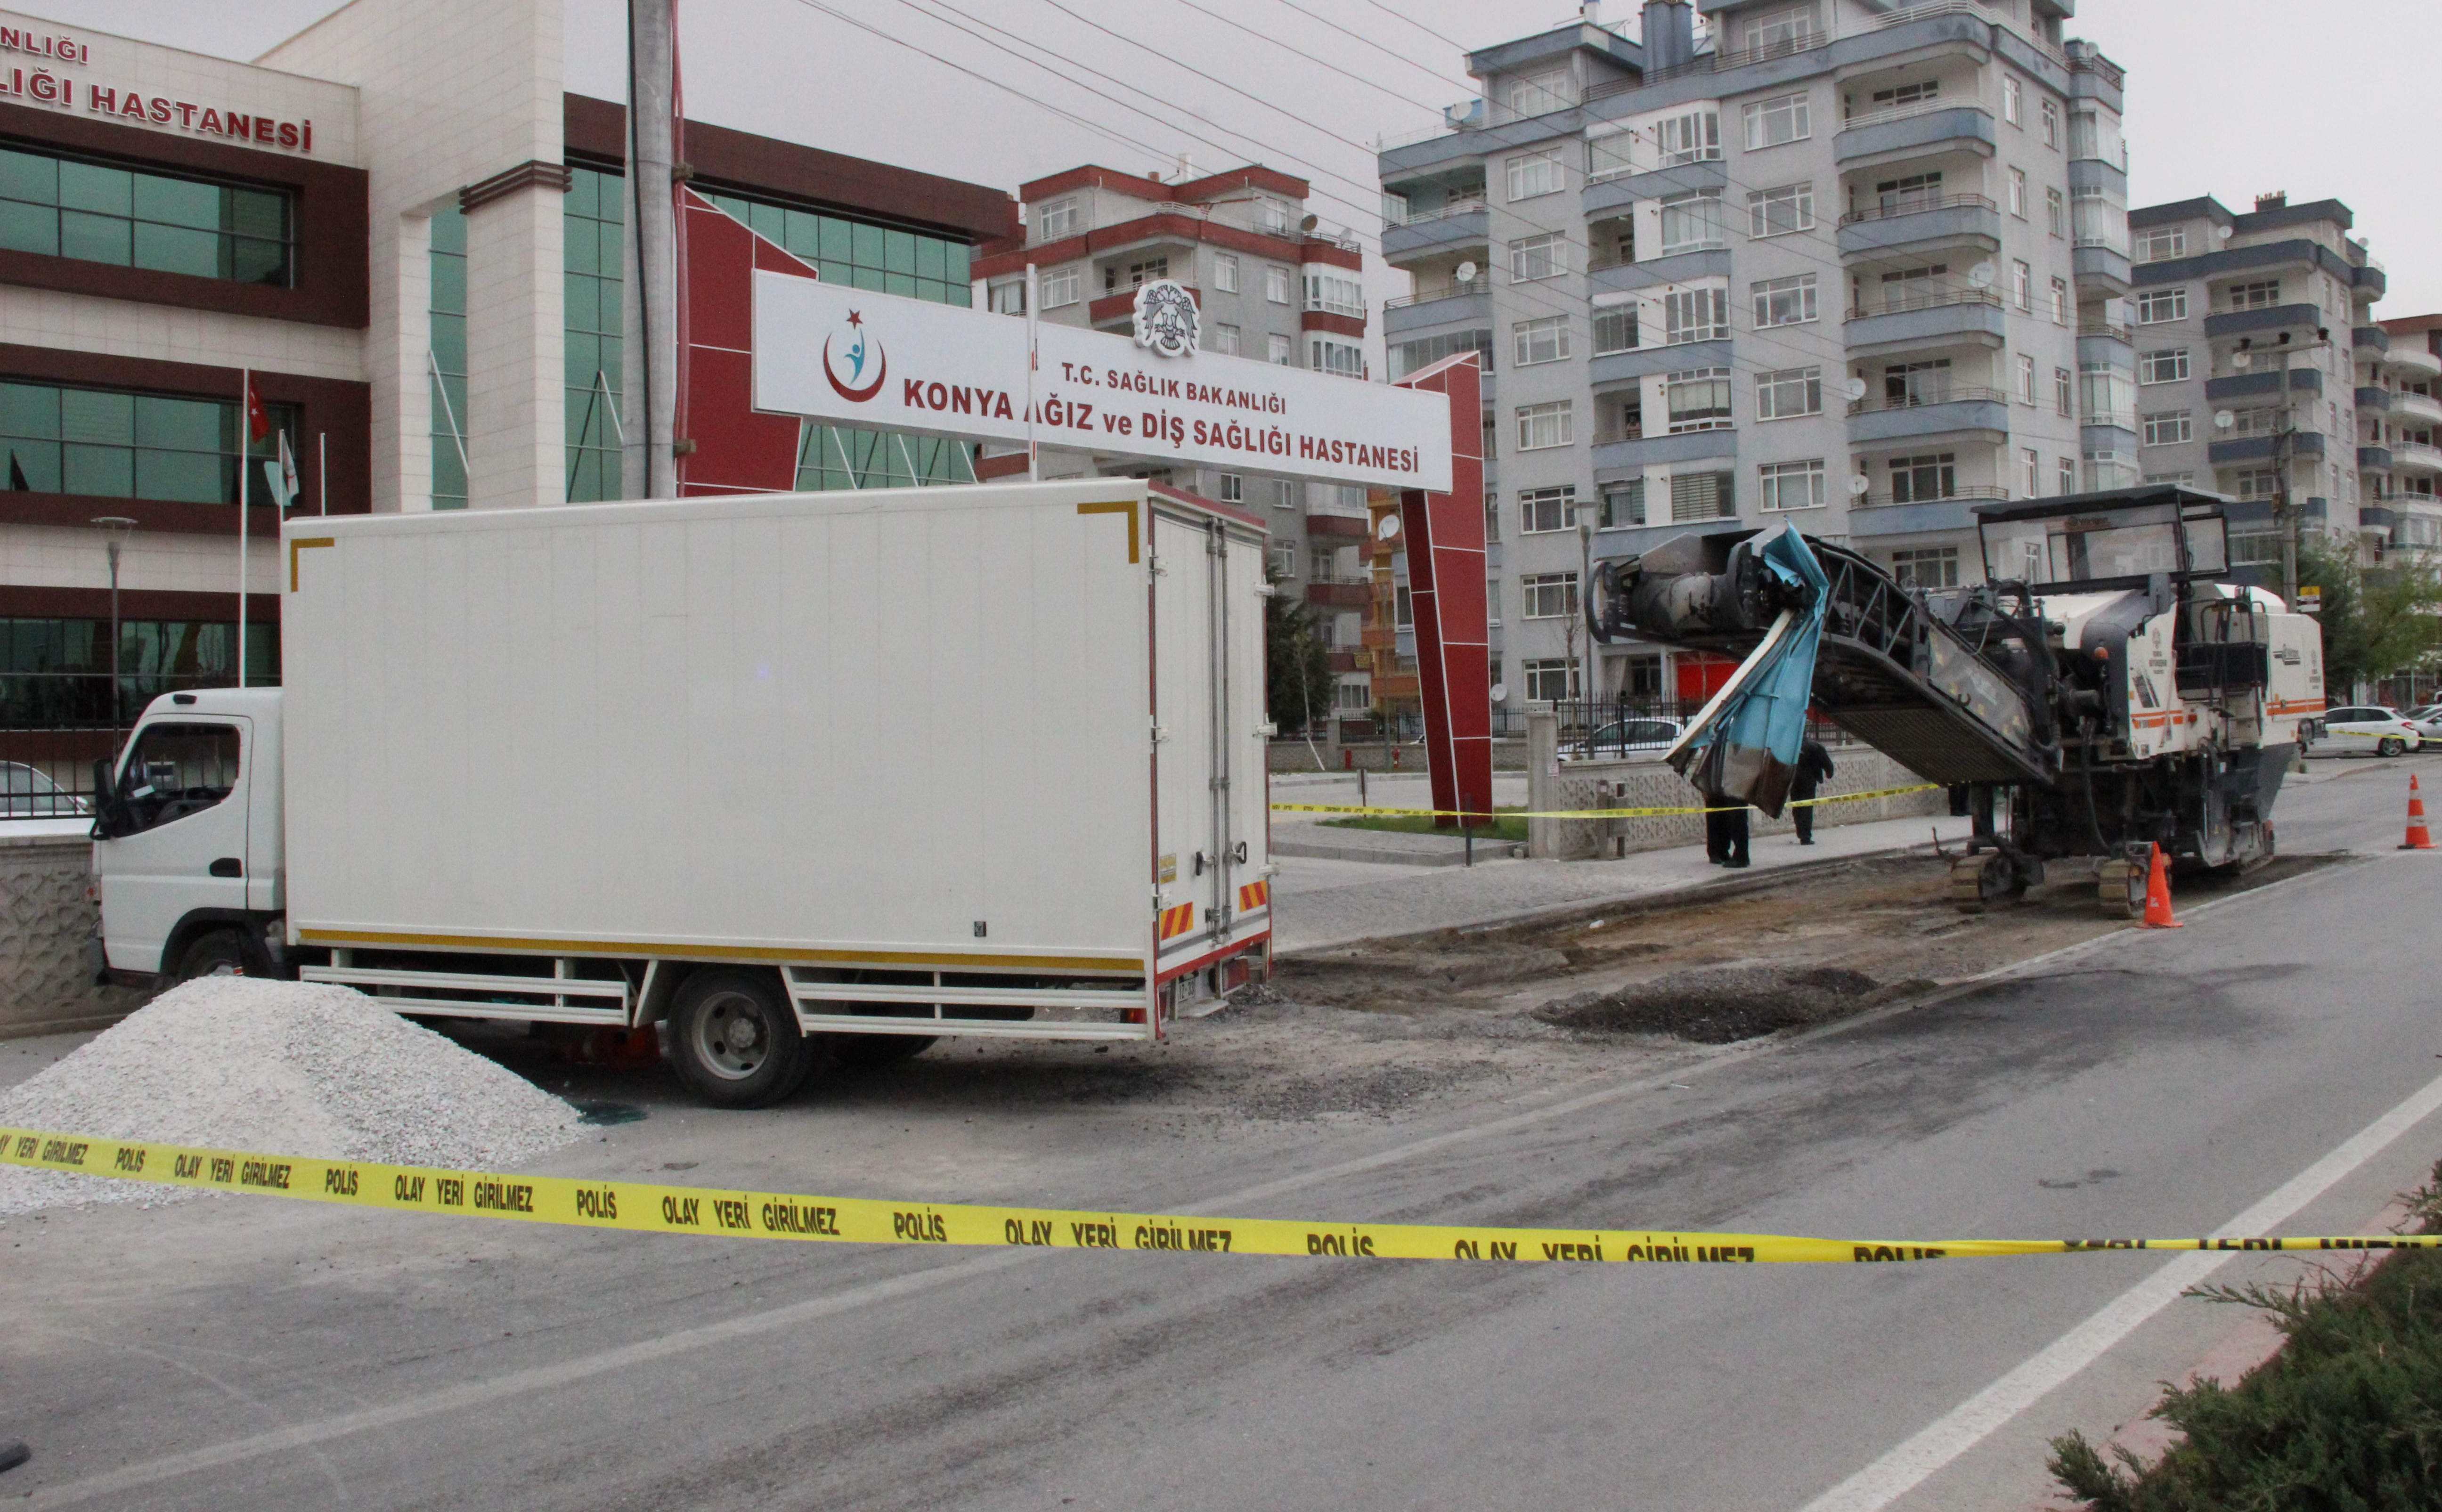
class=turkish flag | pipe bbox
[244,378,270,443]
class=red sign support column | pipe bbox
[1395,354,1492,827]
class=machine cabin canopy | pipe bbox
[1973,486,2232,595]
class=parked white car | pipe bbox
[2317,705,2424,757]
[1,761,87,818]
[1559,716,1684,762]
[2405,705,2442,742]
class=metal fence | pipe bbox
[0,724,122,820]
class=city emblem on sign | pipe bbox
[1132,279,1200,358]
[821,309,887,401]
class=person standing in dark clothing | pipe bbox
[1791,738,1835,845]
[1703,792,1751,867]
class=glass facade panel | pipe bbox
[2,617,276,726]
[563,164,624,503]
[429,205,468,508]
[0,380,293,505]
[0,144,292,285]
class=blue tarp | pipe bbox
[1670,526,1829,819]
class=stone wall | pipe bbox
[1523,713,1946,861]
[1,832,142,1037]
[1268,737,1527,773]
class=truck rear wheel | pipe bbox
[671,969,818,1108]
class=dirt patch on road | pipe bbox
[1537,964,1904,1043]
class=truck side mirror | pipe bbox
[90,757,129,839]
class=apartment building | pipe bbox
[1375,0,2127,712]
[2123,193,2390,576]
[972,167,1378,715]
[2373,315,2442,553]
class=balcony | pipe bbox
[2398,442,2442,478]
[1842,286,2007,355]
[1327,650,1363,674]
[1845,387,2011,445]
[2205,367,2321,402]
[2361,446,2395,473]
[2207,432,2325,466]
[2203,303,2323,340]
[1833,103,1996,168]
[2072,244,2133,293]
[2385,344,2442,381]
[1591,339,1732,385]
[2393,390,2442,428]
[1845,487,2011,537]
[1304,512,1370,541]
[2357,385,2393,414]
[1582,159,1727,219]
[2077,320,2133,344]
[1835,194,2000,260]
[1305,579,1372,610]
[1381,200,1488,263]
[2353,324,2391,354]
[2356,262,2388,301]
[1591,427,1737,477]
[1087,285,1198,326]
[1589,247,1730,299]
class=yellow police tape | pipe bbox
[1270,782,1942,821]
[6,1126,2430,1263]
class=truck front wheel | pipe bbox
[173,929,256,982]
[670,969,819,1108]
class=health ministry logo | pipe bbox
[822,309,887,401]
[1132,280,1199,358]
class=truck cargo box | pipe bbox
[277,479,1271,1038]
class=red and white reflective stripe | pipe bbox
[1157,902,1197,941]
[1236,879,1270,913]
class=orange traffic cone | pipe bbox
[2404,773,2435,850]
[2140,843,2182,929]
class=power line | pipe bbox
[1357,0,1473,55]
[1164,0,1438,112]
[1262,0,1476,94]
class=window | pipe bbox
[2041,99,2060,148]
[1304,270,1363,317]
[0,380,296,506]
[1513,314,1571,366]
[2142,470,2195,488]
[1213,253,1238,293]
[2222,406,2283,438]
[2084,449,2135,490]
[1659,191,1726,254]
[1592,306,1639,355]
[1309,337,1364,376]
[2230,468,2281,503]
[2143,411,2192,446]
[1669,471,1735,523]
[1522,658,1579,703]
[2227,278,2281,311]
[430,206,469,508]
[1519,484,1576,532]
[1041,265,1080,307]
[1212,323,1239,356]
[2022,447,2041,496]
[1599,479,1645,528]
[1742,93,1812,151]
[1758,459,1825,511]
[1264,264,1291,303]
[1103,255,1168,294]
[2013,259,2033,310]
[1256,198,1293,235]
[1880,262,1949,311]
[1509,231,1564,281]
[1890,546,1959,589]
[1506,149,1564,201]
[0,145,293,286]
[2059,457,2077,495]
[1885,358,1952,406]
[1664,286,1729,344]
[2136,288,2187,324]
[2002,75,2022,126]
[1889,453,1957,503]
[1035,196,1078,239]
[1516,402,1574,451]
[0,618,273,724]
[1874,171,1943,218]
[2056,367,2074,415]
[1588,131,1636,180]
[1484,492,1501,541]
[2047,187,2066,238]
[988,279,1025,315]
[1387,328,1494,381]
[1394,585,1413,628]
[1274,480,1298,510]
[1741,6,1816,54]
[2082,362,2135,423]
[1507,68,1573,116]
[2135,225,2187,262]
[1485,575,1502,626]
[1748,182,1815,238]
[1755,366,1821,421]
[111,722,243,836]
[1215,473,1244,505]
[1656,110,1721,166]
[1869,79,1939,110]
[2008,168,2027,218]
[1268,333,1292,365]
[2139,349,2190,384]
[1751,272,1817,327]
[1522,573,1579,619]
[1667,367,1735,432]
[2017,353,2037,403]
[2051,277,2069,324]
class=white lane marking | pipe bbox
[1796,1064,2442,1512]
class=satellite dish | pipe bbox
[2216,225,2234,241]
[1455,260,1479,283]
[1376,513,1401,541]
[2214,409,2237,430]
[1843,376,1868,402]
[1848,474,1871,497]
[1968,261,1997,289]
[1301,212,1319,232]
[1490,683,1508,701]
[2232,350,2252,369]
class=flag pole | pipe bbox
[237,367,248,689]
[318,430,327,515]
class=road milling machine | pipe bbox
[1585,486,2324,915]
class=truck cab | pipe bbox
[92,687,285,981]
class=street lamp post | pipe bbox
[90,516,136,727]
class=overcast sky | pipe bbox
[43,0,2442,327]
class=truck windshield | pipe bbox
[117,721,241,833]
[1981,503,2227,587]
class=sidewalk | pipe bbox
[1270,808,1973,954]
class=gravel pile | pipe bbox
[0,978,582,1217]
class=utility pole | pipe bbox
[621,0,681,501]
[90,517,134,726]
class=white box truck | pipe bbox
[89,480,1277,1105]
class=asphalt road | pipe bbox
[10,752,2442,1511]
